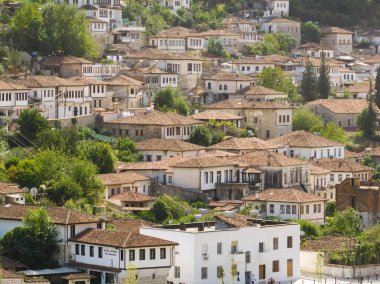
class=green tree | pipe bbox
[292,108,323,132]
[153,88,189,116]
[190,125,212,146]
[358,103,377,138]
[317,54,331,99]
[115,137,139,162]
[125,263,137,284]
[151,199,171,223]
[301,21,320,43]
[300,60,318,102]
[76,141,117,174]
[0,6,11,28]
[320,122,347,144]
[207,37,224,57]
[323,207,362,237]
[374,67,380,108]
[257,67,298,99]
[36,127,83,155]
[247,33,295,56]
[17,109,50,145]
[217,266,225,284]
[326,201,336,217]
[293,219,320,238]
[0,208,59,269]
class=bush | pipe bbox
[294,219,321,238]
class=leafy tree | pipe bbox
[153,88,189,116]
[320,122,347,144]
[292,108,323,132]
[125,263,138,284]
[190,125,212,146]
[115,137,139,162]
[0,208,59,269]
[301,21,320,43]
[247,33,295,56]
[358,103,377,138]
[0,6,11,28]
[36,128,83,155]
[375,67,380,108]
[150,195,190,223]
[207,37,224,57]
[322,207,361,237]
[76,141,117,174]
[257,67,298,99]
[151,199,171,223]
[18,108,50,145]
[293,219,320,238]
[326,201,336,217]
[317,54,331,99]
[300,60,318,102]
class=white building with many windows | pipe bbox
[0,81,29,119]
[141,213,300,284]
[68,228,178,284]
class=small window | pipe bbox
[120,250,124,261]
[245,251,251,263]
[287,236,293,248]
[259,242,264,252]
[98,247,103,258]
[81,245,85,256]
[201,267,208,279]
[292,205,296,214]
[160,248,166,259]
[273,260,280,272]
[217,242,222,254]
[75,244,80,255]
[90,246,94,257]
[174,266,180,278]
[129,250,135,261]
[273,238,278,250]
[139,249,145,260]
[150,248,156,260]
[269,204,274,213]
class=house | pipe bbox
[335,177,380,227]
[141,214,300,284]
[68,228,178,284]
[298,42,335,59]
[113,25,145,49]
[105,111,203,141]
[0,205,105,265]
[203,73,254,103]
[191,110,244,129]
[105,75,144,109]
[130,66,178,106]
[268,130,345,160]
[125,49,204,89]
[0,183,25,205]
[320,27,353,56]
[312,158,373,183]
[39,56,94,78]
[243,188,326,224]
[306,99,377,129]
[263,0,289,18]
[239,85,288,101]
[148,26,205,53]
[3,76,92,119]
[136,138,206,162]
[157,0,190,12]
[344,149,366,163]
[261,18,301,47]
[78,0,123,29]
[310,165,335,201]
[226,150,311,191]
[335,83,369,99]
[108,192,156,213]
[369,147,380,164]
[204,99,293,139]
[98,171,151,198]
[200,30,241,54]
[208,137,276,154]
[81,62,119,80]
[86,17,110,46]
[0,81,29,119]
[170,156,240,196]
[118,156,193,184]
[221,17,259,48]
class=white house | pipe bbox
[136,138,206,162]
[242,187,327,224]
[106,75,145,109]
[320,27,353,56]
[68,228,178,284]
[298,42,335,59]
[0,183,25,205]
[263,0,289,18]
[269,130,345,160]
[0,205,105,265]
[261,18,301,47]
[310,165,335,201]
[157,0,190,12]
[141,213,300,284]
[0,81,29,119]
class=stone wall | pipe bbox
[105,124,162,141]
[153,184,207,202]
[48,114,96,128]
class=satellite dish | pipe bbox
[30,187,38,195]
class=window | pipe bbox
[204,172,208,184]
[90,246,94,257]
[330,174,334,182]
[98,247,103,258]
[318,204,321,213]
[70,225,76,237]
[269,204,274,213]
[81,245,85,256]
[174,266,180,278]
[217,266,223,278]
[273,238,278,250]
[287,259,293,277]
[139,249,145,260]
[231,241,238,253]
[280,205,285,214]
[301,205,304,214]
[314,204,317,213]
[75,244,80,255]
[306,205,309,214]
[287,236,293,248]
[120,250,124,261]
[217,242,222,254]
[210,172,214,183]
[259,264,266,280]
[273,260,279,272]
[207,82,211,89]
[201,267,208,279]
[160,248,166,259]
[292,205,296,214]
[286,205,291,214]
[259,242,264,252]
[150,248,155,260]
[338,174,343,182]
[129,250,135,261]
[246,251,251,263]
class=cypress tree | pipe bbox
[374,67,380,108]
[300,59,318,102]
[318,53,331,99]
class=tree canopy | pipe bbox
[292,108,323,132]
[189,125,212,146]
[301,21,320,43]
[17,109,50,145]
[153,87,189,116]
[322,207,362,237]
[358,103,377,138]
[299,60,318,102]
[246,33,296,56]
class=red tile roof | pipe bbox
[109,192,156,203]
[137,139,205,151]
[242,188,326,203]
[98,172,150,186]
[312,158,373,173]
